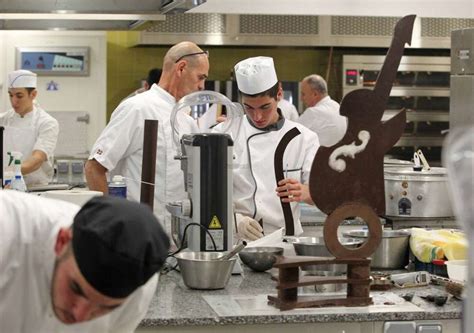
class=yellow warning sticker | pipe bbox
[209,215,222,229]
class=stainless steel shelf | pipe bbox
[394,136,445,147]
[343,87,450,97]
[382,110,450,122]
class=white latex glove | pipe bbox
[236,214,264,241]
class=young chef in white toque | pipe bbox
[0,69,59,185]
[297,74,347,147]
[85,41,209,235]
[0,191,170,333]
[213,56,320,240]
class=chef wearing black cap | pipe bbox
[0,191,170,333]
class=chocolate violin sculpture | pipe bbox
[268,15,416,310]
[310,15,416,259]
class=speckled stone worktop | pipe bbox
[139,266,462,328]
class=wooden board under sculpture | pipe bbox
[268,14,416,311]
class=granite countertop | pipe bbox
[140,266,462,328]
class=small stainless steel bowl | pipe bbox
[238,247,284,272]
[175,251,236,290]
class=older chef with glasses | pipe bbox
[1,69,59,186]
[85,41,209,235]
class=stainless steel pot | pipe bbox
[291,237,363,274]
[384,167,453,218]
[343,229,411,269]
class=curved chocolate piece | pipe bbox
[274,127,301,236]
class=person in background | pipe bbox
[213,56,320,241]
[0,69,59,185]
[297,74,347,147]
[125,68,163,100]
[85,41,209,235]
[277,82,299,121]
[0,192,170,332]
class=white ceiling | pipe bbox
[190,0,474,19]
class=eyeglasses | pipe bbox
[174,50,209,63]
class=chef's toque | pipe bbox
[234,56,278,95]
[72,196,170,298]
[8,69,37,88]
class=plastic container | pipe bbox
[3,152,15,187]
[3,169,14,187]
[446,259,468,283]
[10,159,27,192]
[108,175,127,198]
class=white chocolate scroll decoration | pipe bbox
[328,130,371,172]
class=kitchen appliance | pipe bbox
[167,133,233,252]
[0,0,206,30]
[384,167,454,218]
[343,229,411,269]
[166,91,243,253]
[16,47,89,76]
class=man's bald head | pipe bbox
[163,41,206,70]
[158,41,209,101]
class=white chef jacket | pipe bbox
[278,98,299,121]
[0,191,157,333]
[214,115,319,235]
[297,96,347,147]
[89,84,198,235]
[0,105,58,185]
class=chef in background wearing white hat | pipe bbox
[0,69,59,185]
[213,57,320,241]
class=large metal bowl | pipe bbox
[291,237,363,274]
[343,229,411,269]
[175,251,236,289]
[238,247,284,272]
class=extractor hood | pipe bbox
[0,0,207,30]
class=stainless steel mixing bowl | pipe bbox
[238,247,284,272]
[175,251,236,289]
[291,237,363,274]
[343,229,411,269]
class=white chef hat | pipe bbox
[8,69,37,88]
[234,56,278,95]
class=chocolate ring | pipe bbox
[323,202,382,258]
